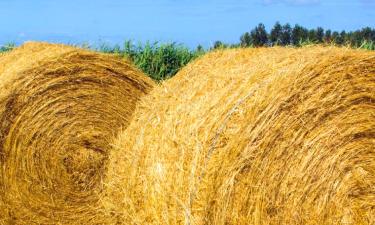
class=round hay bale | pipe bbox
[0,42,154,225]
[103,47,375,225]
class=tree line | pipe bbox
[213,22,375,49]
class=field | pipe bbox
[0,41,374,225]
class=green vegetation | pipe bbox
[359,40,375,50]
[239,23,375,48]
[1,23,374,80]
[0,42,16,52]
[98,41,203,81]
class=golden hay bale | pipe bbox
[103,47,375,225]
[0,42,154,225]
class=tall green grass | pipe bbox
[0,42,16,52]
[359,40,375,50]
[97,41,204,81]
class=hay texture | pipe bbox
[103,47,375,225]
[0,42,153,225]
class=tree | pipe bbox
[316,27,325,43]
[292,24,308,46]
[308,29,317,42]
[351,30,363,47]
[335,31,346,45]
[270,22,282,46]
[325,29,332,43]
[236,22,375,48]
[196,44,204,52]
[280,23,292,46]
[332,31,339,44]
[213,41,224,49]
[250,23,268,47]
[360,27,374,41]
[240,32,252,47]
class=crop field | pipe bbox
[0,17,375,225]
[1,0,375,222]
[0,41,373,225]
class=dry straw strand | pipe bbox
[103,46,375,225]
[0,42,154,225]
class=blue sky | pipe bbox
[0,0,374,48]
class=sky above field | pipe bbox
[0,0,374,48]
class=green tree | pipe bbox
[292,24,308,46]
[316,27,325,43]
[250,23,268,47]
[213,41,224,49]
[196,44,204,52]
[308,29,317,42]
[240,32,252,47]
[351,30,363,47]
[270,22,282,45]
[280,23,292,46]
[360,27,375,41]
[325,29,332,43]
[335,31,346,45]
[332,31,340,44]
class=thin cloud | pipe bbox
[360,0,375,5]
[262,0,320,6]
